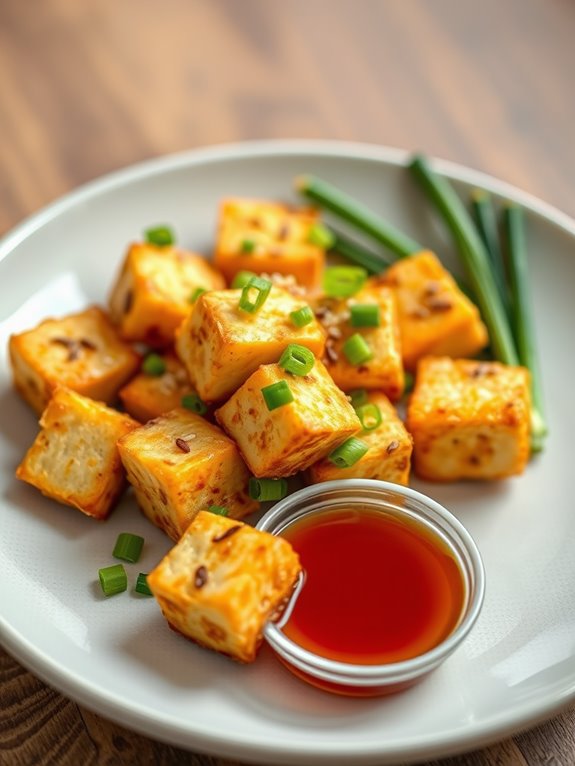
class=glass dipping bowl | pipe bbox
[257,479,485,697]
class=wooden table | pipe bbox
[1,1,574,764]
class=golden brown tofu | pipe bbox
[315,283,404,401]
[379,251,489,371]
[117,408,258,540]
[307,392,412,485]
[147,510,301,663]
[175,286,326,403]
[214,198,326,289]
[108,243,225,347]
[119,352,193,422]
[406,357,531,481]
[215,359,360,478]
[16,388,138,519]
[9,306,141,415]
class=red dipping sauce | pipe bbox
[280,507,466,666]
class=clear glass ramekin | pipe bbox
[256,479,485,697]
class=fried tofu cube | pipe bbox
[119,352,193,422]
[16,388,138,519]
[215,359,360,477]
[175,286,325,403]
[9,306,141,415]
[406,357,531,481]
[108,243,225,347]
[147,510,301,663]
[117,408,258,540]
[379,251,488,371]
[316,283,404,401]
[214,199,326,289]
[307,392,412,485]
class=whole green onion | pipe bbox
[330,230,394,274]
[261,380,294,411]
[278,344,315,376]
[328,437,369,468]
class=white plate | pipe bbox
[1,140,574,765]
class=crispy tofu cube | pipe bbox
[215,359,360,477]
[379,251,488,371]
[406,357,531,481]
[119,352,193,422]
[147,511,301,663]
[175,286,326,403]
[117,408,258,540]
[307,392,412,485]
[16,388,138,519]
[316,283,404,401]
[214,199,326,289]
[109,243,225,347]
[9,306,140,415]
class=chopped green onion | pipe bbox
[350,304,380,327]
[331,230,393,274]
[249,477,288,501]
[278,344,315,376]
[328,437,369,468]
[99,564,128,597]
[142,353,166,376]
[240,238,256,253]
[343,333,373,366]
[181,392,208,415]
[348,388,368,408]
[308,222,335,249]
[503,203,547,452]
[189,287,206,303]
[289,305,314,327]
[208,505,228,516]
[231,270,257,289]
[135,573,153,596]
[323,266,367,298]
[296,175,422,258]
[356,402,382,432]
[261,380,294,411]
[145,225,175,247]
[404,371,415,394]
[113,532,144,563]
[408,154,518,365]
[239,276,272,314]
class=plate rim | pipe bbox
[1,138,574,764]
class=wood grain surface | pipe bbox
[1,1,575,764]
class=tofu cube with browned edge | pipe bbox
[176,286,325,403]
[379,251,488,371]
[316,283,404,401]
[147,510,301,663]
[214,199,326,289]
[406,357,531,481]
[307,392,412,485]
[215,359,360,477]
[117,408,258,540]
[109,243,225,347]
[9,306,141,415]
[16,387,138,519]
[119,352,194,423]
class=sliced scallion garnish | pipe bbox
[240,238,256,253]
[239,276,272,314]
[135,573,153,596]
[308,222,335,249]
[231,270,257,289]
[145,225,175,247]
[350,304,380,328]
[261,380,294,411]
[328,437,369,468]
[323,266,367,299]
[208,505,228,516]
[278,344,315,376]
[249,477,288,501]
[113,532,144,563]
[189,287,206,303]
[99,564,128,597]
[181,392,208,415]
[342,333,373,366]
[289,305,314,328]
[348,388,368,408]
[355,402,382,432]
[142,353,166,376]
